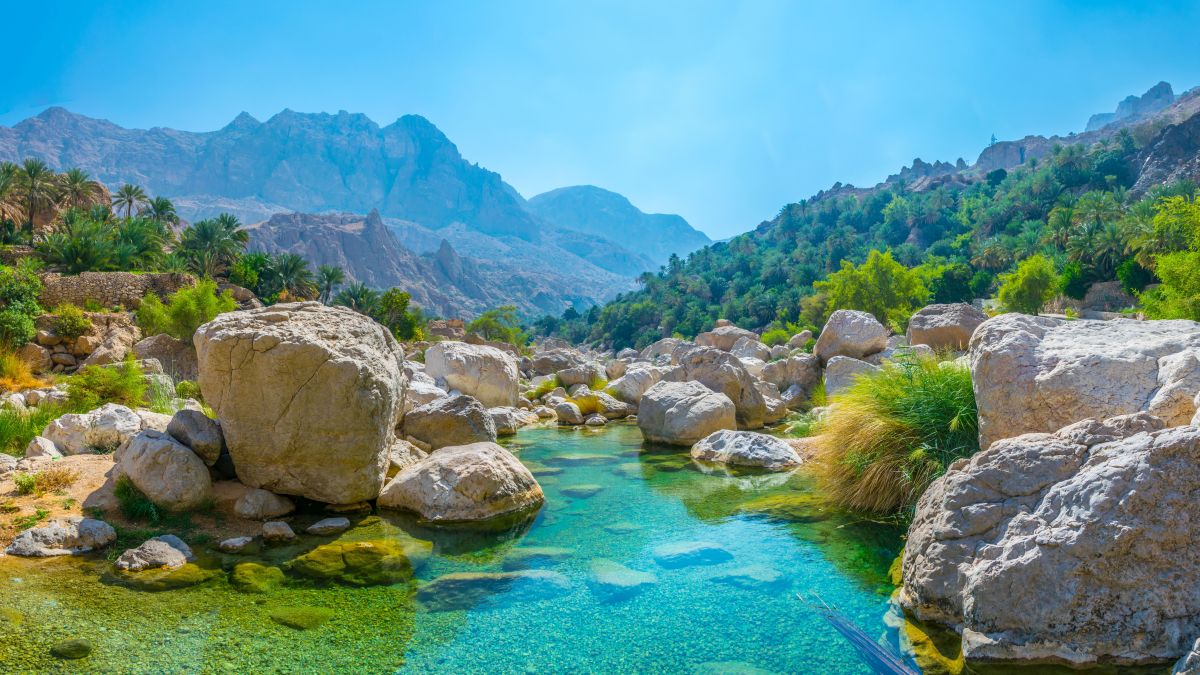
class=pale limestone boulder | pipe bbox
[639,337,689,364]
[530,348,585,376]
[195,302,405,504]
[388,438,428,475]
[761,354,821,399]
[166,409,224,466]
[690,429,802,471]
[813,310,888,364]
[970,314,1200,448]
[378,442,544,523]
[554,401,585,425]
[489,406,539,435]
[425,341,519,407]
[557,361,605,388]
[753,382,790,424]
[823,356,880,399]
[4,517,116,557]
[730,336,771,362]
[900,413,1200,666]
[404,395,497,449]
[736,356,766,378]
[132,333,198,381]
[114,430,213,511]
[24,436,61,459]
[663,347,766,429]
[115,535,194,572]
[638,381,736,446]
[605,358,630,381]
[234,488,295,521]
[787,330,813,350]
[404,374,447,414]
[43,403,142,455]
[262,521,296,542]
[907,303,987,351]
[18,342,52,372]
[696,325,758,351]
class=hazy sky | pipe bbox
[4,1,1198,238]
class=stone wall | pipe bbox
[29,312,140,373]
[426,319,465,340]
[39,272,197,310]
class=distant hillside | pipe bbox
[0,107,706,315]
[527,185,711,269]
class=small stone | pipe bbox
[262,521,296,543]
[218,536,255,553]
[653,541,733,568]
[115,535,194,572]
[561,484,604,499]
[305,517,351,536]
[24,436,61,459]
[235,489,295,521]
[50,638,92,660]
[269,606,333,630]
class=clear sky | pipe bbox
[3,1,1198,239]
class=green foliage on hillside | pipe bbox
[136,279,237,341]
[1139,196,1200,320]
[541,131,1196,349]
[468,305,529,348]
[997,254,1059,315]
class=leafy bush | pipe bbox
[13,472,35,495]
[1116,258,1155,295]
[51,303,93,340]
[814,250,929,331]
[66,357,146,410]
[136,279,236,341]
[0,309,35,350]
[0,262,43,315]
[760,328,790,346]
[175,380,202,400]
[114,475,160,522]
[1140,250,1200,320]
[467,305,530,348]
[814,355,978,515]
[997,254,1058,315]
[1059,262,1088,301]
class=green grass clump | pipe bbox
[14,466,80,496]
[175,380,201,400]
[66,356,146,410]
[525,375,560,401]
[114,475,160,523]
[13,472,35,495]
[814,354,977,516]
[13,508,49,530]
[0,403,80,457]
[587,373,609,391]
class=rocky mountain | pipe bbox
[244,210,601,317]
[526,186,711,269]
[1086,81,1177,132]
[0,106,710,314]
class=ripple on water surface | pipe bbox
[1,423,919,673]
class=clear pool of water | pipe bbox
[0,423,915,673]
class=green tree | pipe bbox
[112,184,148,221]
[141,196,179,227]
[136,279,237,340]
[814,249,929,330]
[178,214,249,278]
[58,168,105,210]
[468,305,529,347]
[997,254,1058,315]
[333,281,379,314]
[316,265,346,304]
[272,253,315,299]
[17,159,60,235]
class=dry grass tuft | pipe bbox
[0,350,45,392]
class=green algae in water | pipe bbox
[269,605,334,630]
[3,423,1151,673]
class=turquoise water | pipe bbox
[0,422,913,673]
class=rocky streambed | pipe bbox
[0,423,916,673]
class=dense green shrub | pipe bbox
[175,380,202,400]
[136,279,236,341]
[0,309,35,349]
[814,250,929,331]
[760,328,790,346]
[997,255,1059,315]
[814,355,977,515]
[51,303,93,339]
[1059,262,1088,300]
[1140,250,1200,320]
[1116,258,1155,295]
[467,305,529,348]
[0,262,43,315]
[66,357,146,411]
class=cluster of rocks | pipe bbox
[900,311,1200,670]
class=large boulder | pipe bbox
[760,354,821,397]
[378,442,544,523]
[195,302,406,504]
[730,336,771,362]
[43,403,142,455]
[907,303,987,351]
[690,429,802,471]
[488,406,539,435]
[663,347,766,429]
[530,348,585,375]
[115,535,194,572]
[404,395,497,449]
[425,341,519,407]
[4,517,116,557]
[970,315,1200,448]
[607,365,667,404]
[823,356,880,399]
[696,325,758,351]
[165,409,224,466]
[404,370,447,414]
[900,413,1200,666]
[638,381,736,446]
[640,337,689,364]
[132,333,198,381]
[813,310,888,363]
[114,430,213,511]
[556,362,605,388]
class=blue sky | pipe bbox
[4,1,1198,238]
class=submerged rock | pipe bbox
[269,606,333,630]
[306,517,351,536]
[588,559,657,601]
[501,546,573,570]
[195,302,406,505]
[231,562,285,593]
[653,541,733,568]
[50,638,93,660]
[285,539,428,587]
[707,565,787,592]
[416,570,571,612]
[900,412,1199,666]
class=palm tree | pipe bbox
[273,252,316,299]
[178,214,248,278]
[1071,191,1123,231]
[112,183,148,221]
[1093,222,1126,277]
[58,168,106,209]
[334,281,380,314]
[0,162,24,227]
[17,158,61,236]
[1042,205,1074,248]
[141,196,179,228]
[317,265,346,304]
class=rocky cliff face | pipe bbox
[527,185,711,269]
[1131,109,1200,196]
[1086,81,1177,132]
